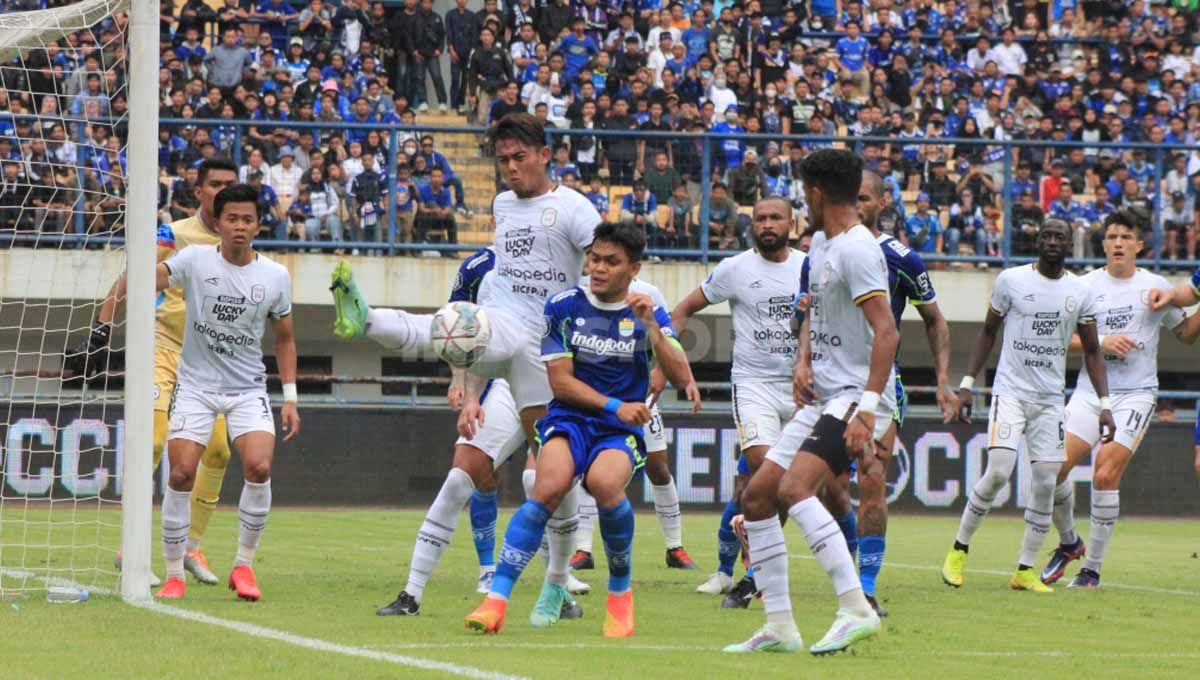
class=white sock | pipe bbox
[544,486,578,587]
[236,479,272,567]
[1019,462,1058,567]
[789,497,871,616]
[405,467,474,602]
[522,469,536,499]
[162,486,191,580]
[652,476,683,550]
[744,515,793,627]
[955,447,1016,546]
[1052,480,1078,546]
[575,488,597,552]
[366,309,432,351]
[1082,489,1119,574]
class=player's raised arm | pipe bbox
[1148,278,1200,310]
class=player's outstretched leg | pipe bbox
[943,447,1017,587]
[330,260,369,340]
[330,260,433,350]
[470,487,498,594]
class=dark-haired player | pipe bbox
[944,219,1114,593]
[464,222,700,636]
[151,184,300,601]
[725,149,894,655]
[332,113,601,626]
[88,158,240,587]
[1045,213,1200,588]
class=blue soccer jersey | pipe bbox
[1191,267,1200,297]
[537,286,679,476]
[875,233,937,326]
[448,247,496,303]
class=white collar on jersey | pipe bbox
[583,286,628,311]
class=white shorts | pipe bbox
[763,392,893,471]
[731,381,795,450]
[470,306,552,412]
[1065,390,1155,454]
[455,378,526,465]
[643,402,666,453]
[167,386,275,446]
[987,394,1065,463]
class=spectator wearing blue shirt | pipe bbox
[251,0,298,52]
[835,21,871,97]
[342,97,377,145]
[560,18,601,83]
[419,135,470,215]
[585,177,609,217]
[1008,162,1038,203]
[394,162,420,249]
[1048,183,1089,257]
[416,167,457,250]
[711,107,745,177]
[619,180,659,244]
[904,192,942,254]
[809,0,838,29]
[680,12,709,63]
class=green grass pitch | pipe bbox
[3,509,1199,679]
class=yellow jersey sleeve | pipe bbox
[154,216,220,353]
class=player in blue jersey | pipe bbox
[464,222,700,637]
[376,247,584,617]
[816,171,957,617]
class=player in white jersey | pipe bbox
[668,196,806,603]
[151,185,300,602]
[331,113,599,627]
[942,218,1114,593]
[1039,210,1200,588]
[724,150,893,655]
[571,276,701,572]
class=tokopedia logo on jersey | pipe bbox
[572,331,636,357]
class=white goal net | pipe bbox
[0,0,156,598]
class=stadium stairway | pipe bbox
[418,112,496,247]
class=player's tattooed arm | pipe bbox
[915,300,955,422]
[957,307,1004,422]
[1078,321,1115,442]
[272,314,302,442]
[458,372,489,438]
[546,356,652,425]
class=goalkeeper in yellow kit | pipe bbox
[73,159,239,585]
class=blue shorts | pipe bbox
[536,410,646,481]
[736,454,751,476]
[1194,403,1200,446]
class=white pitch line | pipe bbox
[1,568,527,680]
[790,555,1200,597]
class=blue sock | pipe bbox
[469,490,498,568]
[717,498,740,577]
[491,500,550,600]
[859,535,886,596]
[598,498,635,594]
[836,511,859,560]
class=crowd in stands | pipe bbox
[4,0,1200,262]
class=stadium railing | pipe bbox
[164,118,1200,270]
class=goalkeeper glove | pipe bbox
[63,320,112,380]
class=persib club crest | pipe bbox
[619,318,635,337]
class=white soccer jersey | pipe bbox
[165,245,292,392]
[1074,268,1185,394]
[699,247,806,383]
[990,264,1097,405]
[806,226,895,402]
[488,186,600,333]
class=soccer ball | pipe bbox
[430,302,491,368]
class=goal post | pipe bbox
[0,0,155,601]
[121,0,159,602]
